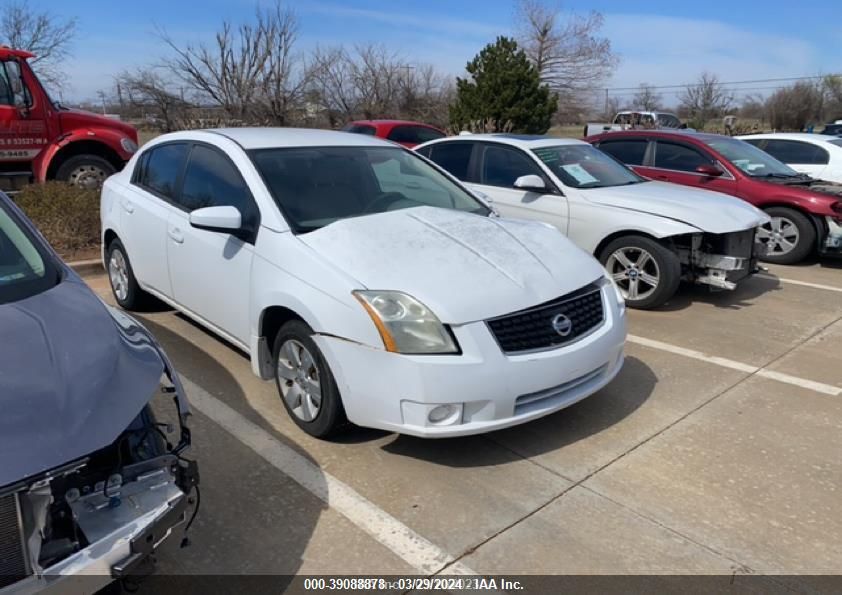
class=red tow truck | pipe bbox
[0,46,138,192]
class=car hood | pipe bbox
[0,274,165,488]
[583,181,769,233]
[58,107,137,138]
[298,206,606,324]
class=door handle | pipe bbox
[168,227,184,244]
[122,199,134,214]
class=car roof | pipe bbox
[737,132,842,144]
[348,119,439,128]
[588,129,727,143]
[427,133,587,148]
[157,127,397,150]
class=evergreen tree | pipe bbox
[450,36,557,134]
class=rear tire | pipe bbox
[55,155,116,189]
[106,238,148,310]
[599,235,681,310]
[272,320,347,439]
[758,207,815,265]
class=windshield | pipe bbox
[704,137,801,177]
[0,200,59,304]
[532,145,645,189]
[249,146,490,232]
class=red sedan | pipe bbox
[588,130,842,264]
[341,120,446,148]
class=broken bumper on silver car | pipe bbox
[680,229,766,290]
[3,467,189,595]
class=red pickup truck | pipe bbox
[588,129,842,264]
[0,46,138,192]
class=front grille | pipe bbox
[487,283,605,354]
[0,493,28,588]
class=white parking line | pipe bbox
[628,335,842,396]
[759,273,842,294]
[182,378,477,576]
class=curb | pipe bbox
[67,258,104,276]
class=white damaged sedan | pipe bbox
[101,128,626,438]
[417,134,771,309]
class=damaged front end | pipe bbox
[673,228,767,290]
[1,323,199,595]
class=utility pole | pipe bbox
[604,88,608,116]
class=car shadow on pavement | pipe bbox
[380,356,656,468]
[654,273,781,312]
[782,254,842,269]
[125,317,328,591]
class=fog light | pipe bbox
[429,404,455,423]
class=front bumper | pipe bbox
[2,468,188,595]
[315,285,626,437]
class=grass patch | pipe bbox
[13,182,100,257]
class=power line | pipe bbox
[604,74,838,93]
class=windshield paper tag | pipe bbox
[561,163,598,184]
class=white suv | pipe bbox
[101,128,626,438]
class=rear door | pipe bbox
[123,142,190,297]
[639,139,738,195]
[166,143,259,345]
[470,143,569,233]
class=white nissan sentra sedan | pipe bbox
[101,128,626,438]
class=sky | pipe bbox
[28,0,842,105]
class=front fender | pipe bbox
[568,200,701,254]
[34,127,136,181]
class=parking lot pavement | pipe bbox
[81,266,842,582]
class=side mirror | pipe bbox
[189,205,242,233]
[696,164,724,177]
[513,174,548,192]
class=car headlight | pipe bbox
[120,137,139,153]
[353,290,459,354]
[601,271,626,313]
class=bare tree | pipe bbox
[679,72,733,128]
[0,0,76,91]
[633,83,662,111]
[308,44,451,127]
[160,1,307,125]
[117,68,191,132]
[516,0,617,107]
[766,81,824,130]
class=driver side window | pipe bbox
[481,145,545,188]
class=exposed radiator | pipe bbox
[0,493,28,588]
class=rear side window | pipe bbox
[598,140,648,166]
[425,143,473,180]
[387,125,445,145]
[653,142,712,172]
[762,140,829,165]
[138,143,189,199]
[342,124,377,136]
[481,144,545,188]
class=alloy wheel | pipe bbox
[277,339,322,422]
[757,216,799,256]
[606,247,660,301]
[108,249,129,302]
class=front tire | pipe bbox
[757,207,815,265]
[599,235,681,310]
[106,239,148,310]
[55,155,116,189]
[273,320,347,438]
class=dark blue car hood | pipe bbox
[0,273,165,488]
